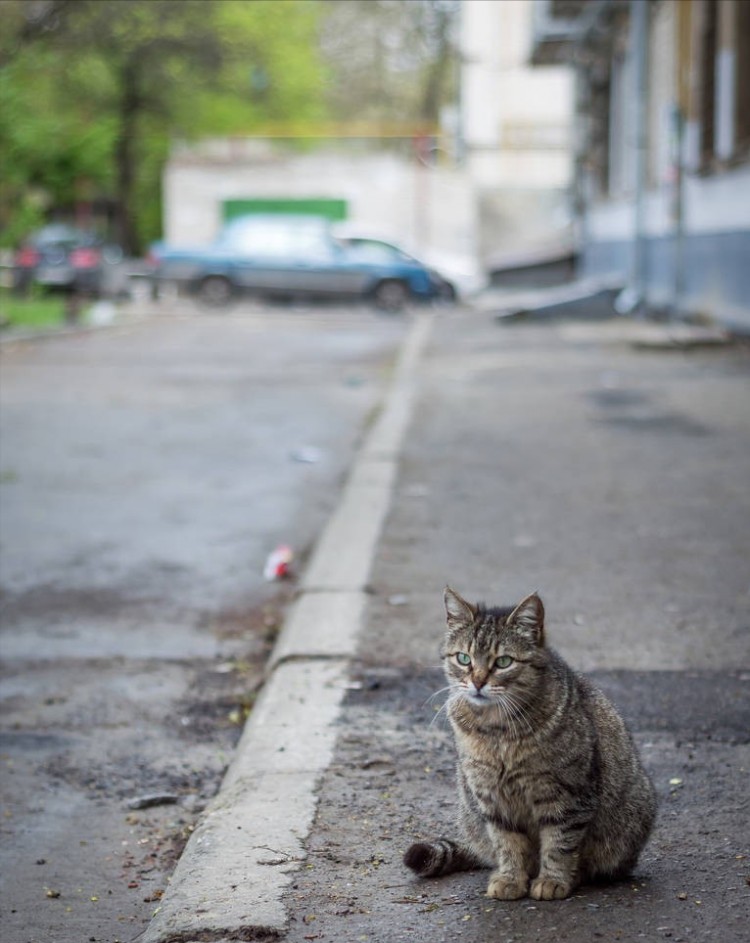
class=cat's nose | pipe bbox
[471,671,489,690]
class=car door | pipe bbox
[288,239,371,295]
[223,218,333,294]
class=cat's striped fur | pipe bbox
[404,588,657,901]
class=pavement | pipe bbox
[0,302,409,943]
[145,298,749,943]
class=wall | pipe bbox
[460,0,575,264]
[573,0,750,330]
[580,162,750,328]
[162,2,578,276]
[163,141,478,265]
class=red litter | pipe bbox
[263,545,294,581]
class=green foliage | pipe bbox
[180,0,327,135]
[0,287,66,329]
[0,49,115,246]
[0,0,458,253]
[0,0,328,252]
[319,0,459,125]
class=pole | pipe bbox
[629,0,649,316]
[671,0,692,320]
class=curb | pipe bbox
[142,312,434,943]
[0,310,150,347]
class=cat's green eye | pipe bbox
[494,655,513,670]
[455,652,471,667]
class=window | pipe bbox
[734,0,750,156]
[699,0,717,166]
[696,0,749,170]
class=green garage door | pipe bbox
[223,198,348,222]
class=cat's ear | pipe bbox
[507,592,545,646]
[444,586,476,629]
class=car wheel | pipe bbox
[438,281,457,303]
[373,279,410,311]
[198,275,234,307]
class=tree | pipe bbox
[0,0,460,253]
[0,2,115,245]
[319,0,460,127]
[0,0,327,253]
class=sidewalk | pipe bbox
[147,304,749,943]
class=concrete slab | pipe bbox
[302,312,432,593]
[142,312,434,943]
[142,659,349,942]
[300,458,398,592]
[269,590,367,667]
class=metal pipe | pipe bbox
[568,0,613,279]
[671,0,693,320]
[629,0,649,317]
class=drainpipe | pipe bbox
[572,61,589,268]
[629,0,649,317]
[671,0,692,320]
[671,105,686,320]
[569,0,611,278]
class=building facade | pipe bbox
[162,137,477,266]
[162,1,577,281]
[532,0,750,329]
[460,0,576,269]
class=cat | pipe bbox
[404,587,657,901]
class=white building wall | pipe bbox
[162,0,578,278]
[460,0,575,264]
[462,0,573,187]
[587,162,750,243]
[163,144,478,264]
[648,1,677,188]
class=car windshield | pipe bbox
[340,238,415,264]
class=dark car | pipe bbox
[13,224,123,296]
[147,215,445,309]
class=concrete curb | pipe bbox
[142,312,433,943]
[0,310,150,347]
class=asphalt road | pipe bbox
[282,310,750,943]
[0,301,408,943]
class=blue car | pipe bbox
[148,215,444,309]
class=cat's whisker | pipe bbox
[430,690,462,728]
[429,701,451,729]
[424,684,458,728]
[505,692,536,739]
[492,698,509,734]
[424,684,453,706]
[497,696,523,741]
[501,690,536,739]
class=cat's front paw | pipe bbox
[486,872,529,900]
[529,877,572,900]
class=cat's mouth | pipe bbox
[464,690,492,706]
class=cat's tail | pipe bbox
[404,838,484,878]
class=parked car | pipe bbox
[333,233,455,302]
[147,215,446,309]
[13,224,123,296]
[333,227,489,302]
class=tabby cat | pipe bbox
[404,588,657,901]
